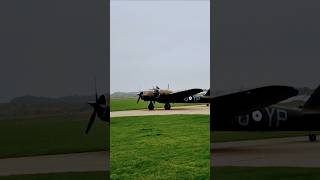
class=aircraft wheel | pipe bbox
[309,134,317,142]
[164,103,171,110]
[148,102,154,110]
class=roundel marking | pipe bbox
[252,110,263,122]
[189,96,192,100]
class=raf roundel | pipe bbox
[189,96,192,100]
[252,110,263,122]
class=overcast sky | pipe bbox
[212,0,320,91]
[2,0,320,102]
[0,0,108,103]
[110,0,210,93]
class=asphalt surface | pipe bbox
[111,105,210,118]
[0,151,109,176]
[211,136,320,167]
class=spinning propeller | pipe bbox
[137,92,143,104]
[86,79,107,134]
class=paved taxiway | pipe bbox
[212,136,320,167]
[0,151,109,176]
[111,105,210,118]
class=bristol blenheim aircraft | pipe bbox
[136,86,208,110]
[86,83,320,141]
[211,85,320,142]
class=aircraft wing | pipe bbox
[165,88,203,100]
[213,86,298,115]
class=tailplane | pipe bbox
[303,85,320,109]
[205,89,210,96]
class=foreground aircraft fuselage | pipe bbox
[211,86,320,141]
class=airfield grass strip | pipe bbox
[0,113,108,158]
[111,115,210,179]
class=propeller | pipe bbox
[86,104,97,134]
[86,94,107,133]
[137,92,143,104]
[86,78,99,134]
[94,78,98,102]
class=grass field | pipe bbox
[0,171,108,180]
[0,111,312,159]
[212,167,320,180]
[110,114,320,179]
[110,98,200,111]
[0,113,107,158]
[110,115,210,179]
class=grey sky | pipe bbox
[2,0,320,102]
[110,0,210,93]
[212,0,320,91]
[0,0,108,102]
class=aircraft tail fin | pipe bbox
[304,85,320,109]
[205,89,210,96]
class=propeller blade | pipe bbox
[137,92,143,104]
[86,110,97,134]
[94,77,98,103]
[137,96,141,104]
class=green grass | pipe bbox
[0,110,312,159]
[110,98,201,111]
[211,131,315,143]
[0,171,108,180]
[110,115,210,179]
[212,167,320,180]
[0,113,108,158]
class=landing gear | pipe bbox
[308,134,317,142]
[164,103,171,110]
[148,102,154,110]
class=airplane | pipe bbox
[137,85,297,112]
[136,86,206,110]
[211,85,320,142]
[85,84,298,134]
